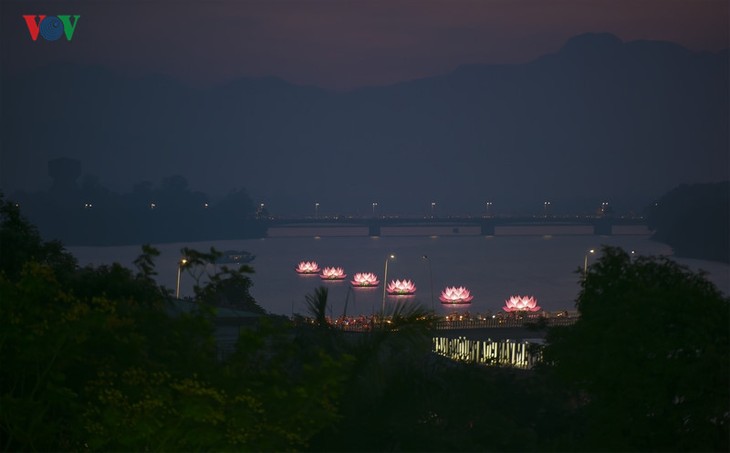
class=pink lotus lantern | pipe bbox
[502,295,541,312]
[439,286,474,304]
[295,261,320,274]
[386,279,416,295]
[351,272,380,287]
[320,267,347,280]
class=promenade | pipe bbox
[209,304,580,362]
[331,312,578,335]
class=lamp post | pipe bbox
[381,254,396,322]
[372,202,378,217]
[431,202,436,218]
[543,201,551,218]
[583,249,595,277]
[175,258,188,299]
[315,202,320,218]
[485,201,493,217]
[422,255,434,312]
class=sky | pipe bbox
[0,0,727,215]
[1,0,728,91]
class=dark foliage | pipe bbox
[541,246,729,451]
[0,195,330,450]
[181,246,265,313]
[0,194,77,281]
[646,181,730,263]
[2,193,727,451]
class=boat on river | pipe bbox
[216,250,256,264]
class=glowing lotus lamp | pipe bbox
[386,279,416,295]
[295,261,320,274]
[439,286,474,305]
[502,295,541,312]
[351,272,380,287]
[320,266,347,280]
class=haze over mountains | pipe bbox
[1,33,727,216]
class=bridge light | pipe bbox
[543,201,551,217]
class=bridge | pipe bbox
[261,215,644,236]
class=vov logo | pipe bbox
[22,15,81,41]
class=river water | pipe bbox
[67,226,729,317]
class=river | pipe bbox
[67,226,729,317]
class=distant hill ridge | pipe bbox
[2,32,727,216]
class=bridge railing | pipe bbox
[433,316,578,330]
[305,314,580,332]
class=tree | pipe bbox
[646,181,730,263]
[0,206,219,450]
[541,246,729,451]
[181,246,264,313]
[0,195,76,282]
[305,286,330,327]
[1,196,338,450]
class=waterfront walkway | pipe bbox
[329,312,579,335]
[434,315,578,330]
[328,311,578,331]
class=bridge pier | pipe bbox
[368,224,381,237]
[480,220,495,236]
[593,218,612,235]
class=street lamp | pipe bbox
[381,254,396,321]
[175,258,188,298]
[372,202,378,217]
[315,202,320,218]
[485,201,493,217]
[431,202,436,218]
[422,255,434,311]
[543,201,551,217]
[583,249,595,277]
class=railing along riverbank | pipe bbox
[326,312,580,332]
[433,315,579,330]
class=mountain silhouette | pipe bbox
[1,33,727,216]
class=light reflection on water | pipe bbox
[68,227,729,317]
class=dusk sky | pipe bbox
[2,0,728,90]
[0,0,728,215]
